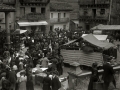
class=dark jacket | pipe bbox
[8,70,17,84]
[51,76,61,90]
[43,76,52,90]
[102,63,114,83]
[88,67,99,90]
[26,74,34,90]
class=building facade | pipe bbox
[50,1,73,31]
[0,0,15,31]
[15,0,50,36]
[78,0,120,31]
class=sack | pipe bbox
[93,81,104,90]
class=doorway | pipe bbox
[58,13,61,22]
[50,25,53,31]
[92,9,96,18]
[86,24,90,30]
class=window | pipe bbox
[20,7,25,17]
[58,13,61,18]
[41,8,45,13]
[86,24,90,30]
[64,13,66,17]
[31,7,36,13]
[83,9,88,15]
[51,13,53,18]
[63,25,66,30]
[100,9,105,15]
[92,9,96,18]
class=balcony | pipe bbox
[79,16,108,22]
[79,0,110,8]
[79,0,110,4]
[50,18,69,24]
[19,13,46,21]
[20,0,50,4]
[3,0,16,5]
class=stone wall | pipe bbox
[68,71,120,90]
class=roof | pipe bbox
[82,34,114,50]
[0,4,15,12]
[50,2,73,11]
[91,24,120,30]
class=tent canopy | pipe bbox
[82,34,114,50]
[18,21,48,26]
[72,20,79,24]
[12,29,27,34]
[91,24,120,30]
[63,39,77,45]
[82,34,108,41]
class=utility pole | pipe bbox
[108,0,112,25]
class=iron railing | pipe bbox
[50,18,69,23]
[20,0,50,4]
[3,0,15,4]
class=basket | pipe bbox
[93,81,104,90]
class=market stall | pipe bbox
[68,65,120,90]
[61,34,115,68]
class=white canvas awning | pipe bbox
[12,29,27,34]
[18,21,48,26]
[72,20,79,24]
[82,34,108,41]
[91,24,120,30]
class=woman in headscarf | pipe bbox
[18,70,27,90]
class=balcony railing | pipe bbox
[3,0,16,4]
[20,0,50,4]
[79,0,110,5]
[79,16,108,22]
[19,13,46,21]
[79,16,108,20]
[50,18,69,23]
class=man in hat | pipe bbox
[51,71,61,90]
[102,60,116,90]
[42,72,52,90]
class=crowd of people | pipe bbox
[0,28,119,90]
[0,29,68,90]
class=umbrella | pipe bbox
[12,29,27,35]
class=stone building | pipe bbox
[15,0,50,36]
[0,0,15,31]
[78,0,120,31]
[50,0,73,31]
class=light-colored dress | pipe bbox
[18,75,27,90]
